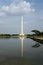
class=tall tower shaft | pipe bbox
[21,16,23,34]
[20,16,24,37]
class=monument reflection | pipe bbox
[20,37,24,57]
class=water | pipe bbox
[0,38,43,65]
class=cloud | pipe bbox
[0,12,6,16]
[39,10,43,20]
[5,0,24,2]
[0,1,35,16]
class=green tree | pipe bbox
[31,30,41,36]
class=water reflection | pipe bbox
[20,37,24,57]
[32,39,43,44]
[0,38,43,65]
[32,42,40,48]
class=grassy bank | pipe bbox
[0,34,19,38]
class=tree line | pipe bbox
[31,30,43,36]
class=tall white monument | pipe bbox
[20,16,24,37]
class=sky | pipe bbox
[0,0,43,34]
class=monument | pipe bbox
[20,16,24,37]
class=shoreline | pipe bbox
[30,37,43,44]
[0,34,43,43]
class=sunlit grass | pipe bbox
[34,36,43,39]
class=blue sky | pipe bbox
[0,0,43,34]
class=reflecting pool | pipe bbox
[0,38,43,65]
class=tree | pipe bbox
[31,30,41,36]
[41,31,43,35]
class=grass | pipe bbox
[33,36,43,40]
